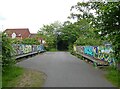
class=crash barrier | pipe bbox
[12,44,45,59]
[74,45,116,67]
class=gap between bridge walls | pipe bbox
[12,44,45,56]
[73,45,116,65]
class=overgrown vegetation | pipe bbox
[2,33,23,87]
[69,1,120,62]
[22,38,40,45]
[2,33,15,71]
[1,33,22,87]
[2,33,46,87]
[104,66,120,87]
[12,37,40,45]
[38,21,62,51]
[68,1,120,86]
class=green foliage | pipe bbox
[61,22,79,44]
[75,28,103,46]
[70,1,120,62]
[11,38,21,44]
[48,48,58,52]
[105,66,120,87]
[38,21,62,50]
[2,33,15,72]
[2,66,24,87]
[94,2,120,62]
[22,38,40,45]
[75,37,102,46]
[11,34,40,45]
[60,19,89,48]
[60,19,103,48]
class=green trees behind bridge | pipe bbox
[38,1,120,62]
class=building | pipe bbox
[4,28,46,44]
[29,33,45,44]
[4,28,30,40]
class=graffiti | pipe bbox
[84,46,93,56]
[37,44,44,52]
[76,46,84,54]
[12,44,45,56]
[75,45,114,64]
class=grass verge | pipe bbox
[103,66,120,87]
[2,66,47,87]
[2,66,24,87]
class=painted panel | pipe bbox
[12,44,45,56]
[76,45,114,64]
[84,46,93,56]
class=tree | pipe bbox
[69,1,120,62]
[38,21,62,50]
[75,28,103,46]
[59,19,101,50]
[94,2,120,62]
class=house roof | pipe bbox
[4,28,30,39]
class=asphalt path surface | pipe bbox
[17,52,114,87]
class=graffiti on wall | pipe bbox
[76,46,84,54]
[75,45,114,64]
[12,44,45,56]
[84,46,94,56]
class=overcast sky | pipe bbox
[0,0,86,33]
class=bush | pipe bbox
[2,33,15,72]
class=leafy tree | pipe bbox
[59,19,102,49]
[38,21,62,50]
[75,28,103,46]
[69,1,120,62]
[94,2,120,62]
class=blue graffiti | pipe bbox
[84,46,93,56]
[76,45,115,64]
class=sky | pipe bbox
[0,0,84,33]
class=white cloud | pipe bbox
[0,0,81,33]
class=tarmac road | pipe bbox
[17,52,115,87]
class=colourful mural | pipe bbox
[75,45,115,64]
[12,44,45,56]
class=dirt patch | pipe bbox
[13,69,47,87]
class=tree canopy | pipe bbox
[70,1,120,62]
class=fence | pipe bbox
[74,45,115,65]
[12,44,45,56]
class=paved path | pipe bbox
[17,52,114,87]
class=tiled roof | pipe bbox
[4,28,30,39]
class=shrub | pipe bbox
[2,33,15,72]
